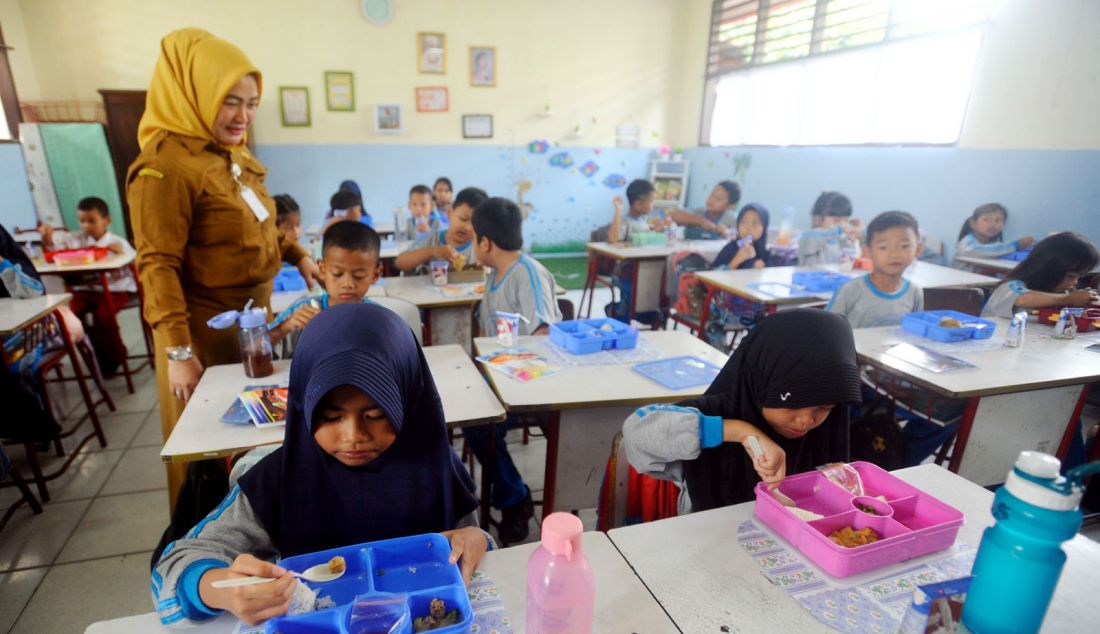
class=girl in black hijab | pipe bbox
[623,309,862,514]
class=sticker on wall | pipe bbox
[549,152,574,168]
[527,140,550,154]
[580,161,599,177]
[602,174,626,189]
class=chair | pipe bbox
[372,297,423,344]
[517,298,574,447]
[596,431,680,530]
[0,444,44,533]
[579,229,618,318]
[557,298,575,322]
[923,287,985,315]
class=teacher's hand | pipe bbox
[168,357,204,403]
[297,257,322,290]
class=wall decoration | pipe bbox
[527,140,549,154]
[549,152,574,168]
[615,121,640,148]
[580,160,599,177]
[415,87,449,112]
[469,46,496,87]
[462,114,493,139]
[324,71,355,111]
[361,0,394,24]
[374,104,403,134]
[418,32,446,74]
[279,87,310,127]
[603,173,627,189]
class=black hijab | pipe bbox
[239,303,479,557]
[712,203,771,270]
[0,225,43,299]
[680,309,862,511]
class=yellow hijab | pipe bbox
[138,28,263,150]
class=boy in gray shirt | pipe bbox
[799,191,862,266]
[828,211,924,328]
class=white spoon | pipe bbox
[211,561,345,589]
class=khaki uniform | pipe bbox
[127,131,308,506]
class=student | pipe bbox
[0,224,45,300]
[432,177,453,229]
[667,181,741,240]
[338,180,373,227]
[273,194,301,244]
[321,189,364,235]
[151,304,487,626]
[623,309,862,514]
[953,203,1034,271]
[405,184,435,239]
[610,179,657,243]
[798,191,861,265]
[38,197,137,374]
[712,203,770,270]
[828,211,924,328]
[465,197,561,544]
[982,232,1099,319]
[395,187,487,276]
[268,221,381,345]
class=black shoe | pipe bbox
[497,493,535,545]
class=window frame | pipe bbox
[0,23,22,142]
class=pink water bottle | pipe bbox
[526,512,595,634]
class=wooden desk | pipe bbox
[608,464,1099,633]
[161,345,505,463]
[474,330,729,516]
[0,293,73,335]
[380,275,482,353]
[854,320,1100,485]
[85,531,676,634]
[953,254,1017,277]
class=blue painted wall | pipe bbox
[256,143,657,250]
[0,143,37,231]
[683,146,1100,260]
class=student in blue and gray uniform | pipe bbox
[798,191,862,266]
[981,232,1098,319]
[395,187,486,276]
[827,211,924,329]
[953,203,1034,272]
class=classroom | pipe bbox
[1,0,1099,632]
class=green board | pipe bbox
[38,123,124,237]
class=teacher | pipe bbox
[127,28,319,504]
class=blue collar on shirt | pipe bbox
[863,275,910,300]
[489,254,547,318]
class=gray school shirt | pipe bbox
[479,254,562,336]
[615,214,652,242]
[827,275,924,329]
[982,279,1028,319]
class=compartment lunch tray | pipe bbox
[753,461,963,578]
[1036,306,1100,333]
[901,310,996,342]
[632,355,722,389]
[549,318,639,355]
[999,248,1032,261]
[791,271,852,293]
[263,533,472,633]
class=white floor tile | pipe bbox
[100,446,168,497]
[59,410,147,455]
[0,567,48,633]
[55,490,168,564]
[130,414,165,450]
[0,499,90,572]
[0,449,123,510]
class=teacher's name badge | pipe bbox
[231,162,270,222]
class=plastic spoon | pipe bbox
[211,562,345,589]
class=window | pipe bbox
[702,0,992,146]
[0,23,20,141]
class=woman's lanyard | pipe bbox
[231,161,270,222]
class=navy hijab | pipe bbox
[713,203,770,270]
[239,303,479,557]
[680,310,862,511]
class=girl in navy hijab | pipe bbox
[151,304,483,627]
[712,203,770,270]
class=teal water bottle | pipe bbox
[962,452,1100,633]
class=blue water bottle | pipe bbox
[962,451,1100,633]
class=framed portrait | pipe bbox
[374,103,403,134]
[324,71,355,111]
[469,46,496,87]
[462,114,493,139]
[415,86,448,112]
[418,32,446,74]
[279,86,310,127]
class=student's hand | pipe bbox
[297,257,322,290]
[709,221,728,237]
[168,356,204,402]
[198,554,296,626]
[36,223,54,247]
[106,242,125,255]
[612,196,624,215]
[284,304,321,332]
[731,241,756,267]
[1067,288,1099,307]
[435,245,459,265]
[753,259,765,269]
[416,217,431,233]
[441,527,489,585]
[1018,236,1035,249]
[743,432,786,485]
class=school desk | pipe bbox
[853,319,1100,486]
[815,260,1001,289]
[607,463,1098,633]
[160,344,505,464]
[36,251,149,393]
[83,531,676,634]
[953,254,1018,277]
[473,330,729,518]
[378,238,411,276]
[268,283,385,315]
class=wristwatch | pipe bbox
[165,345,194,362]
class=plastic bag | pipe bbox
[818,463,865,496]
[348,593,411,634]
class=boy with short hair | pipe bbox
[396,187,487,276]
[466,197,562,544]
[827,210,923,328]
[610,179,658,243]
[273,194,302,244]
[406,184,435,239]
[321,190,364,234]
[799,191,862,265]
[38,197,136,374]
[268,221,381,345]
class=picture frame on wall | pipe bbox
[418,32,446,74]
[462,114,493,139]
[374,104,403,134]
[469,46,496,87]
[415,87,449,112]
[279,86,310,127]
[324,71,355,111]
